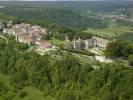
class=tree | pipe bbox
[54,33,65,41]
[128,55,133,66]
[0,81,8,96]
[42,33,52,40]
[105,41,133,58]
[18,91,27,98]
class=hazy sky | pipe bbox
[0,0,133,1]
[0,0,132,1]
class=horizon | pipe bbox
[0,0,133,1]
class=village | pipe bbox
[0,21,111,54]
[0,20,116,64]
[0,20,113,62]
[2,22,58,55]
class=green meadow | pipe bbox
[49,38,66,46]
[84,21,133,40]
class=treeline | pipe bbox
[105,40,133,58]
[0,35,133,100]
[116,19,133,27]
[1,1,133,13]
[0,7,107,30]
[105,40,133,66]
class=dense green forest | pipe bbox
[0,34,133,100]
[0,1,132,29]
[105,40,133,58]
[0,7,107,30]
[105,40,133,66]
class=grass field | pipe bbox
[84,21,133,39]
[49,38,66,46]
[115,32,133,41]
[0,73,55,100]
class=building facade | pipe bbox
[71,36,110,49]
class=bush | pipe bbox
[43,33,52,40]
[128,55,133,66]
[54,33,65,41]
[18,91,27,98]
[62,48,95,56]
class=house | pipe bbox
[3,28,8,34]
[35,40,54,55]
[73,39,81,49]
[3,28,15,35]
[16,32,32,45]
[7,21,13,28]
[35,40,52,49]
[0,21,6,31]
[42,28,47,33]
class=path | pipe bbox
[0,35,8,44]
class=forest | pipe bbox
[0,33,133,100]
[0,6,107,30]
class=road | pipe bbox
[61,50,113,63]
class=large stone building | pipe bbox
[85,36,110,49]
[71,36,110,49]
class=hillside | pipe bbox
[0,7,107,29]
[0,32,133,100]
[0,1,133,100]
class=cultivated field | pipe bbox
[84,21,133,40]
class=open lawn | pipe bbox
[49,38,66,46]
[116,32,133,41]
[84,21,133,39]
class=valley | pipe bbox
[0,1,133,100]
